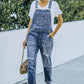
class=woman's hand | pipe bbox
[23,39,27,48]
[47,14,63,39]
[47,32,55,39]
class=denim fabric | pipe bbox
[27,0,53,84]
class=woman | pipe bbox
[23,0,63,84]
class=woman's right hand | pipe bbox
[23,39,27,48]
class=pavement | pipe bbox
[15,55,84,84]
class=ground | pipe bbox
[15,55,84,84]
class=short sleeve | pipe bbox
[53,1,63,17]
[28,1,35,19]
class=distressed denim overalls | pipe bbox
[27,0,53,84]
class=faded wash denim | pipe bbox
[27,0,53,84]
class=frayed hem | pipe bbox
[45,80,52,84]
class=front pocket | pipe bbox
[35,14,43,25]
[50,35,53,39]
[35,14,48,25]
[42,35,53,47]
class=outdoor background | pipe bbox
[0,0,84,32]
[0,0,84,84]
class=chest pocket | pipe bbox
[35,14,48,25]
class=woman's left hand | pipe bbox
[47,32,55,39]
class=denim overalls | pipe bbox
[27,0,53,84]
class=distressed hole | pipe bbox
[28,57,34,60]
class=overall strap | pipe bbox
[35,0,38,8]
[48,0,52,9]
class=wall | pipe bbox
[0,20,84,84]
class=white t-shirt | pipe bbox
[28,0,63,27]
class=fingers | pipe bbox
[23,44,25,48]
[47,33,51,37]
[23,41,27,48]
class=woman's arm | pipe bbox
[47,14,63,38]
[53,14,63,35]
[23,19,32,47]
[25,19,32,41]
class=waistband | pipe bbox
[29,28,52,33]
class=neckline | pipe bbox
[38,0,50,8]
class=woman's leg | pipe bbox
[27,33,39,84]
[40,33,53,84]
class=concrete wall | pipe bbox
[0,20,84,84]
